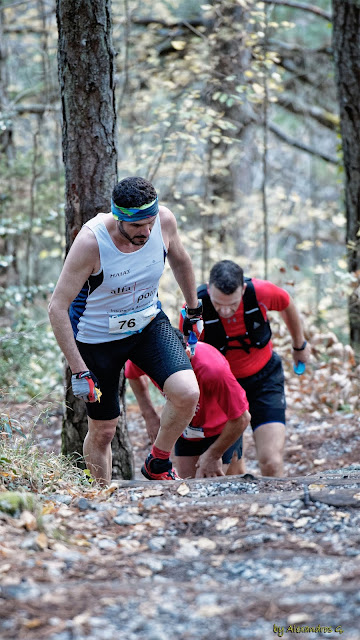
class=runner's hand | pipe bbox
[292,341,311,366]
[71,371,102,403]
[183,301,203,337]
[195,452,224,478]
[145,416,161,444]
[183,315,203,337]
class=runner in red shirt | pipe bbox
[125,337,250,478]
[180,260,311,477]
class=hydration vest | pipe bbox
[198,278,272,355]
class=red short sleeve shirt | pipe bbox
[189,342,248,437]
[125,342,248,438]
[179,279,290,379]
[219,279,290,378]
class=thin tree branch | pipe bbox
[262,0,332,22]
[182,19,207,40]
[269,38,332,55]
[129,16,209,29]
[275,95,339,131]
[276,57,320,87]
[4,25,48,34]
[269,122,339,164]
[0,320,48,343]
[117,0,130,110]
[1,0,35,9]
[262,4,270,280]
[147,119,176,184]
[4,103,59,114]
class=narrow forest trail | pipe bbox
[1,400,360,639]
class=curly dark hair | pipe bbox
[209,260,244,294]
[112,176,157,208]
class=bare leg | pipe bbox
[174,455,199,479]
[83,417,118,486]
[176,455,237,479]
[154,370,199,452]
[226,431,247,475]
[226,454,246,475]
[253,422,286,476]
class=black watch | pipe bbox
[185,300,203,316]
[293,340,307,351]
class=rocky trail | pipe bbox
[1,397,360,640]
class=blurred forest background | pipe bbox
[0,0,357,408]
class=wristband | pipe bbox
[72,370,102,402]
[292,340,307,351]
[73,370,92,379]
[185,300,203,317]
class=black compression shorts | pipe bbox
[237,351,286,431]
[174,434,243,464]
[76,310,192,420]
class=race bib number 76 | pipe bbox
[108,305,159,335]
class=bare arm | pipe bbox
[48,228,99,373]
[195,411,250,478]
[160,207,198,309]
[280,297,311,364]
[128,377,160,444]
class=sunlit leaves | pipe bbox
[332,213,346,227]
[296,240,314,251]
[171,40,187,50]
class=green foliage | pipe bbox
[0,490,37,516]
[0,433,93,493]
[271,1,331,46]
[83,468,95,483]
[0,150,65,282]
[0,311,63,402]
[0,414,26,439]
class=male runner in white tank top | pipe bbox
[48,176,202,485]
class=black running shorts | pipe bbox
[76,310,192,420]
[174,433,243,464]
[237,352,286,431]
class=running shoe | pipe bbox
[141,454,182,481]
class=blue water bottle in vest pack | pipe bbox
[181,308,199,355]
[187,330,198,356]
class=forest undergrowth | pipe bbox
[1,314,359,495]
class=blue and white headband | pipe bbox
[111,196,159,221]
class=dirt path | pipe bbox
[4,397,359,478]
[1,402,360,639]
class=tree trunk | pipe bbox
[62,368,133,480]
[0,2,19,307]
[202,1,256,273]
[332,0,360,361]
[56,0,134,478]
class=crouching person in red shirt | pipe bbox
[125,330,250,479]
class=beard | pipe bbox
[118,221,149,246]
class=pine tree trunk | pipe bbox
[56,0,134,478]
[332,0,360,361]
[0,1,19,305]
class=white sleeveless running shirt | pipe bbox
[74,213,166,343]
